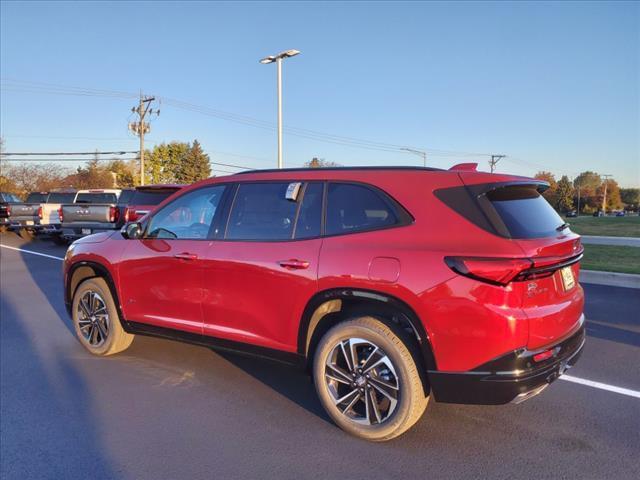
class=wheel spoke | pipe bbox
[334,387,359,406]
[368,387,382,424]
[80,298,91,318]
[360,346,379,372]
[342,390,362,414]
[96,319,108,342]
[369,379,396,402]
[339,341,353,372]
[325,364,352,384]
[369,374,399,391]
[348,339,360,372]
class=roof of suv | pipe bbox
[237,166,444,175]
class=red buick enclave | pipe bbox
[63,165,585,441]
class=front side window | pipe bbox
[146,185,225,240]
[326,183,398,235]
[226,183,299,240]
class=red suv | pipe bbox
[63,166,585,441]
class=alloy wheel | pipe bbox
[76,290,110,347]
[324,338,399,425]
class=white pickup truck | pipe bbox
[59,189,122,242]
[36,190,77,236]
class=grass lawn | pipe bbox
[566,215,640,237]
[581,244,640,274]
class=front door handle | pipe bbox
[174,252,198,261]
[278,259,310,270]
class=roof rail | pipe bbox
[236,166,444,175]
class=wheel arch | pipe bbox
[65,261,127,329]
[298,288,438,375]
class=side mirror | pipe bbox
[121,222,142,239]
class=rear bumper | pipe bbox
[428,315,585,405]
[62,224,117,239]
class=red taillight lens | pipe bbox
[6,205,11,217]
[533,349,556,363]
[109,206,119,223]
[445,257,533,286]
[126,207,138,222]
[37,206,43,219]
[57,207,63,223]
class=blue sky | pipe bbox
[1,1,638,186]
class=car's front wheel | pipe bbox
[72,278,134,356]
[313,316,429,441]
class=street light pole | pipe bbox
[260,49,300,169]
[401,147,427,167]
[277,57,283,169]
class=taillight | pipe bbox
[58,207,63,223]
[109,206,120,223]
[124,207,130,223]
[6,205,11,217]
[445,257,533,286]
[126,207,138,222]
[37,206,43,219]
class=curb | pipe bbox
[580,270,640,289]
[581,236,640,247]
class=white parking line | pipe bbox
[2,243,639,401]
[560,375,640,399]
[0,244,64,261]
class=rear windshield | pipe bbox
[487,186,564,238]
[26,192,48,203]
[75,193,118,204]
[1,193,21,203]
[129,189,177,206]
[47,192,76,203]
[117,190,134,205]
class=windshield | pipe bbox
[1,193,21,203]
[487,186,565,239]
[47,192,77,203]
[75,193,118,204]
[26,192,49,203]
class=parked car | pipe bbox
[615,211,625,217]
[116,184,184,228]
[593,210,604,217]
[63,166,585,441]
[58,189,121,242]
[565,210,577,218]
[0,191,21,232]
[6,191,49,236]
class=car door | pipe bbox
[201,181,324,352]
[118,184,227,335]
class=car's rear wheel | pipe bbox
[72,278,134,356]
[52,234,67,246]
[313,316,429,441]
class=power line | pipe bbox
[2,151,137,156]
[1,158,139,162]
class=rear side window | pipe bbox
[47,192,76,203]
[129,189,178,206]
[326,183,398,235]
[26,193,48,203]
[226,183,298,240]
[117,190,134,205]
[1,193,21,203]
[487,186,564,238]
[75,193,118,204]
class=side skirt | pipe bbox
[124,321,305,368]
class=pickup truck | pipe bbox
[0,191,22,232]
[59,189,121,242]
[36,190,78,236]
[116,184,184,227]
[6,191,49,236]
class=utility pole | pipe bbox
[489,154,506,173]
[401,147,427,167]
[601,174,612,213]
[129,92,159,185]
[576,179,581,215]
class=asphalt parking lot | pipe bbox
[1,232,639,480]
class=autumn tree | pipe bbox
[534,171,558,207]
[595,179,623,211]
[306,157,341,168]
[573,171,602,212]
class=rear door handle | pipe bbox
[174,252,198,261]
[278,259,310,270]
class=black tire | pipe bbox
[72,278,134,356]
[19,228,35,240]
[313,316,428,441]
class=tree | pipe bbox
[573,171,601,212]
[306,157,340,168]
[145,140,211,184]
[555,175,575,212]
[106,159,138,187]
[2,163,70,196]
[63,159,115,189]
[596,179,622,211]
[177,140,211,183]
[534,171,558,207]
[620,188,640,211]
